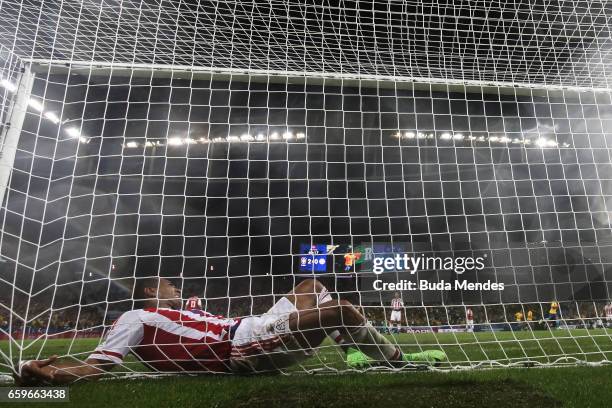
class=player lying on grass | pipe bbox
[15,278,446,385]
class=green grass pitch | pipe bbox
[1,329,611,407]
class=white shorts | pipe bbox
[390,310,402,322]
[229,297,313,373]
[466,319,474,326]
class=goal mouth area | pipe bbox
[1,56,612,380]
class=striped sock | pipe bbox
[347,322,402,361]
[328,329,350,353]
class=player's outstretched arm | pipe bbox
[15,356,116,385]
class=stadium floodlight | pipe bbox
[296,132,305,139]
[269,132,279,140]
[256,133,265,141]
[536,138,557,148]
[64,126,81,138]
[43,111,60,124]
[240,133,253,141]
[404,132,415,139]
[167,137,184,146]
[125,141,139,148]
[28,98,44,112]
[440,132,452,140]
[453,133,464,140]
[0,78,16,92]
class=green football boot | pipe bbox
[346,347,372,369]
[403,349,447,366]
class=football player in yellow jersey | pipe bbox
[514,310,524,330]
[548,301,559,328]
[526,309,534,330]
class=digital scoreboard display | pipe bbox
[298,244,329,273]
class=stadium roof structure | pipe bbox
[0,0,610,90]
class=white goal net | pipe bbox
[1,1,611,380]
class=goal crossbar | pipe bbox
[25,59,612,98]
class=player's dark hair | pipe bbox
[133,277,160,306]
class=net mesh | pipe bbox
[0,0,611,380]
[0,1,611,88]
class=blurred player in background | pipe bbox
[389,292,403,333]
[526,309,534,330]
[548,301,559,328]
[343,246,361,272]
[185,295,202,310]
[514,310,524,331]
[603,302,612,328]
[465,307,474,333]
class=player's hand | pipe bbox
[14,355,58,386]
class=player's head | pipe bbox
[394,292,400,298]
[134,277,182,309]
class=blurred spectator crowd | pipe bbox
[1,295,609,338]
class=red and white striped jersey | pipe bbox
[391,298,403,310]
[185,296,202,310]
[89,308,239,373]
[605,304,612,317]
[466,308,474,321]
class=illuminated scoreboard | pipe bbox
[298,244,329,273]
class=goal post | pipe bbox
[0,63,34,210]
